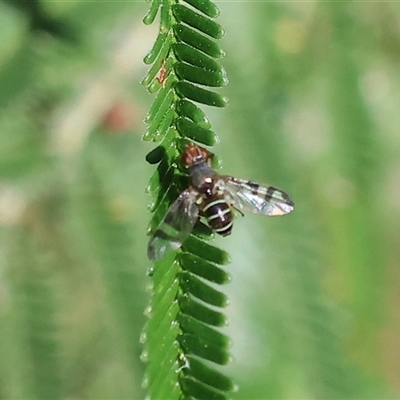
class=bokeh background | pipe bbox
[0,1,399,399]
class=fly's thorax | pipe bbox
[188,162,216,189]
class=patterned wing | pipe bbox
[221,176,295,216]
[147,188,199,260]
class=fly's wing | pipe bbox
[221,176,295,216]
[147,189,199,261]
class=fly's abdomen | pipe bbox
[202,196,233,236]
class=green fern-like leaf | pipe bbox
[141,0,234,398]
[7,203,63,400]
[72,158,145,368]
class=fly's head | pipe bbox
[181,143,212,168]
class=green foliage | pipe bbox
[0,2,147,398]
[141,1,235,398]
[0,1,399,399]
[8,219,62,400]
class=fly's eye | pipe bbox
[200,149,210,161]
[182,154,189,165]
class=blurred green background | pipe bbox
[0,1,399,399]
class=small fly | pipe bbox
[147,143,295,260]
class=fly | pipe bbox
[147,143,295,260]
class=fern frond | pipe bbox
[7,204,62,400]
[141,0,234,398]
[72,157,145,369]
